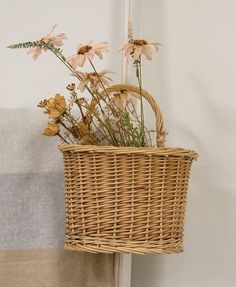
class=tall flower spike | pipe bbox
[27,25,67,60]
[119,39,161,61]
[128,20,133,39]
[67,42,108,69]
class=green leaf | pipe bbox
[136,66,139,78]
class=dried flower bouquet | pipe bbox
[8,25,162,147]
[8,25,198,254]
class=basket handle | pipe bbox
[88,84,166,147]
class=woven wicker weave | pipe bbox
[59,84,198,254]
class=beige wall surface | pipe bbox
[131,0,236,286]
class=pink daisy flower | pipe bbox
[67,41,108,69]
[119,39,161,61]
[75,69,112,93]
[109,90,140,111]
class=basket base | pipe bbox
[64,237,183,254]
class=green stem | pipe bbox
[136,58,145,146]
[90,118,113,145]
[128,101,152,146]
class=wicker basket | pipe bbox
[59,84,198,254]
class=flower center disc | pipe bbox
[87,72,97,77]
[131,39,148,46]
[77,45,92,54]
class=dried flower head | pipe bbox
[76,69,112,92]
[43,123,60,136]
[109,90,140,111]
[41,24,67,46]
[45,94,66,118]
[76,97,87,105]
[67,42,108,69]
[66,83,76,91]
[27,25,67,60]
[9,27,159,147]
[119,39,161,61]
[37,99,47,108]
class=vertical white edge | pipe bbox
[121,0,131,83]
[115,253,132,287]
[116,1,133,287]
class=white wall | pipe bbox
[1,0,123,109]
[131,0,236,286]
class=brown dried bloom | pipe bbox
[66,83,76,91]
[43,123,60,136]
[45,94,66,118]
[76,97,87,105]
[37,99,47,108]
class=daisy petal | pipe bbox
[49,24,57,35]
[133,46,142,60]
[143,46,154,60]
[95,51,103,59]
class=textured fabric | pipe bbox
[0,109,62,174]
[0,109,116,286]
[0,172,64,248]
[0,109,66,249]
[0,249,115,287]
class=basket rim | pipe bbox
[59,144,198,159]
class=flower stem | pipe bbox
[58,132,69,144]
[49,47,115,138]
[49,47,99,101]
[60,121,77,143]
[136,57,145,146]
[89,60,111,100]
